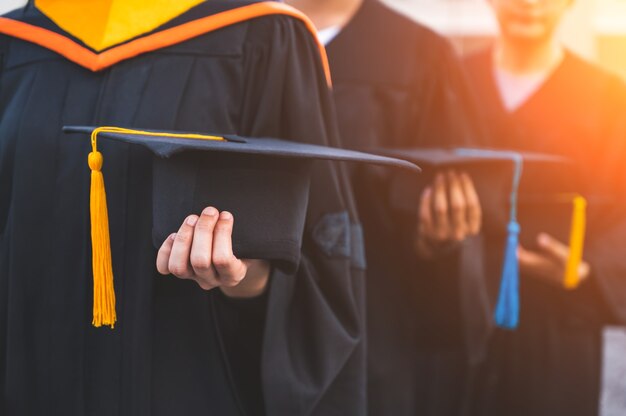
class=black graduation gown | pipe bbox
[464,49,626,416]
[325,1,484,415]
[0,2,366,415]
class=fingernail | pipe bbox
[186,215,198,226]
[220,211,233,221]
[169,233,177,240]
[202,206,218,217]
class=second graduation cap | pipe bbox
[64,126,419,328]
[372,147,586,330]
[374,148,573,231]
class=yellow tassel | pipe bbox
[88,130,116,328]
[564,195,587,290]
[85,126,224,328]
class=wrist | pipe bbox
[415,235,461,261]
[220,260,271,298]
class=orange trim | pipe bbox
[0,2,331,86]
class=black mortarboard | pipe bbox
[371,147,585,330]
[64,126,419,328]
[375,148,571,231]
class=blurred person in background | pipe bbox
[287,1,488,415]
[464,0,626,415]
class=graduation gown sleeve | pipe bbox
[238,15,366,416]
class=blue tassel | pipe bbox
[494,152,523,330]
[454,148,523,330]
[494,220,520,329]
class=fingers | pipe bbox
[212,212,248,287]
[518,245,563,287]
[156,208,249,291]
[168,215,198,278]
[418,187,434,235]
[416,170,479,257]
[537,233,569,264]
[578,261,591,282]
[416,187,436,259]
[459,171,482,235]
[432,173,451,241]
[447,171,468,241]
[156,233,176,275]
[189,207,220,289]
[427,170,478,243]
[517,245,546,269]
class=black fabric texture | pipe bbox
[212,286,270,416]
[325,1,485,415]
[0,2,366,415]
[464,48,626,416]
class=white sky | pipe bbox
[0,0,27,15]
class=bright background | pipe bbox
[384,0,626,79]
[3,0,624,77]
[0,0,24,14]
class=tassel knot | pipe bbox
[88,151,103,171]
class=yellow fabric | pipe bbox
[88,150,116,328]
[35,0,204,51]
[87,127,224,328]
[563,195,587,290]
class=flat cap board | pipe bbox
[369,147,578,246]
[64,125,421,171]
[64,126,419,273]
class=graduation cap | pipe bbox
[372,147,587,330]
[64,126,419,328]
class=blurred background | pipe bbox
[1,0,625,414]
[3,0,624,77]
[383,0,626,80]
[1,0,24,13]
[379,2,626,412]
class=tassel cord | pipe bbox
[86,127,225,328]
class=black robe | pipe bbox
[0,2,366,415]
[464,49,626,416]
[325,1,484,415]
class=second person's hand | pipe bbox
[415,170,482,260]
